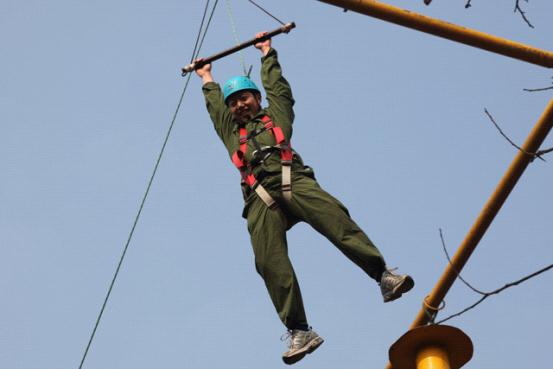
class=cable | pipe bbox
[196,0,219,59]
[247,0,286,25]
[190,0,211,63]
[225,0,248,76]
[77,2,218,368]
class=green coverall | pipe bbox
[202,48,386,330]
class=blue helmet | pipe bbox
[223,76,260,104]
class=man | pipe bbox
[195,32,414,365]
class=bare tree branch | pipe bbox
[523,77,553,92]
[439,229,486,295]
[462,1,535,27]
[434,228,553,325]
[537,147,553,155]
[524,84,553,92]
[436,263,553,324]
[514,0,535,28]
[484,108,548,162]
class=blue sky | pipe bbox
[1,1,552,368]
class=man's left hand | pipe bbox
[254,32,271,56]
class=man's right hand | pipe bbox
[194,59,214,84]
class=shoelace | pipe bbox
[280,330,294,348]
[378,267,398,285]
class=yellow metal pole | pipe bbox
[409,98,553,329]
[416,346,450,369]
[384,100,553,369]
[317,0,553,68]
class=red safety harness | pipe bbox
[231,115,293,209]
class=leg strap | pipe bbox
[253,182,278,209]
[281,162,292,201]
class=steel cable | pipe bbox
[247,0,286,25]
[77,2,218,368]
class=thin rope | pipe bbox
[225,0,248,75]
[197,0,220,58]
[247,0,286,25]
[78,74,194,369]
[78,2,217,368]
[190,0,211,63]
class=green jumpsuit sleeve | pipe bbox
[261,48,295,140]
[201,81,234,152]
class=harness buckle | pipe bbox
[251,146,277,166]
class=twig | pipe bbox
[435,228,553,324]
[439,229,487,295]
[524,77,553,92]
[484,108,547,162]
[537,147,553,155]
[514,0,534,28]
[524,86,553,92]
[465,0,472,9]
[436,263,553,324]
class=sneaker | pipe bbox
[281,328,324,365]
[380,269,414,302]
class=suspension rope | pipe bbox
[77,2,218,368]
[190,0,211,63]
[225,0,248,76]
[197,0,220,59]
[247,0,286,25]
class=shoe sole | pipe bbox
[384,275,415,303]
[282,336,324,365]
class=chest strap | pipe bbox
[231,115,293,208]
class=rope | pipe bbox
[247,0,286,25]
[190,0,211,63]
[225,0,248,76]
[224,0,286,76]
[422,295,446,323]
[77,2,218,368]
[197,0,220,58]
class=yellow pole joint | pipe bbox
[416,345,450,369]
[389,325,472,369]
[317,0,553,68]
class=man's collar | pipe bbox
[231,109,268,133]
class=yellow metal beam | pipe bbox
[315,3,553,368]
[317,0,553,68]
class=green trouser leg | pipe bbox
[247,196,308,330]
[283,175,386,281]
[246,173,386,330]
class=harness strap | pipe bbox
[261,116,293,201]
[231,114,293,208]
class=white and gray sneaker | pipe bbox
[380,269,414,303]
[281,328,324,365]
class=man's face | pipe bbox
[227,91,262,123]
